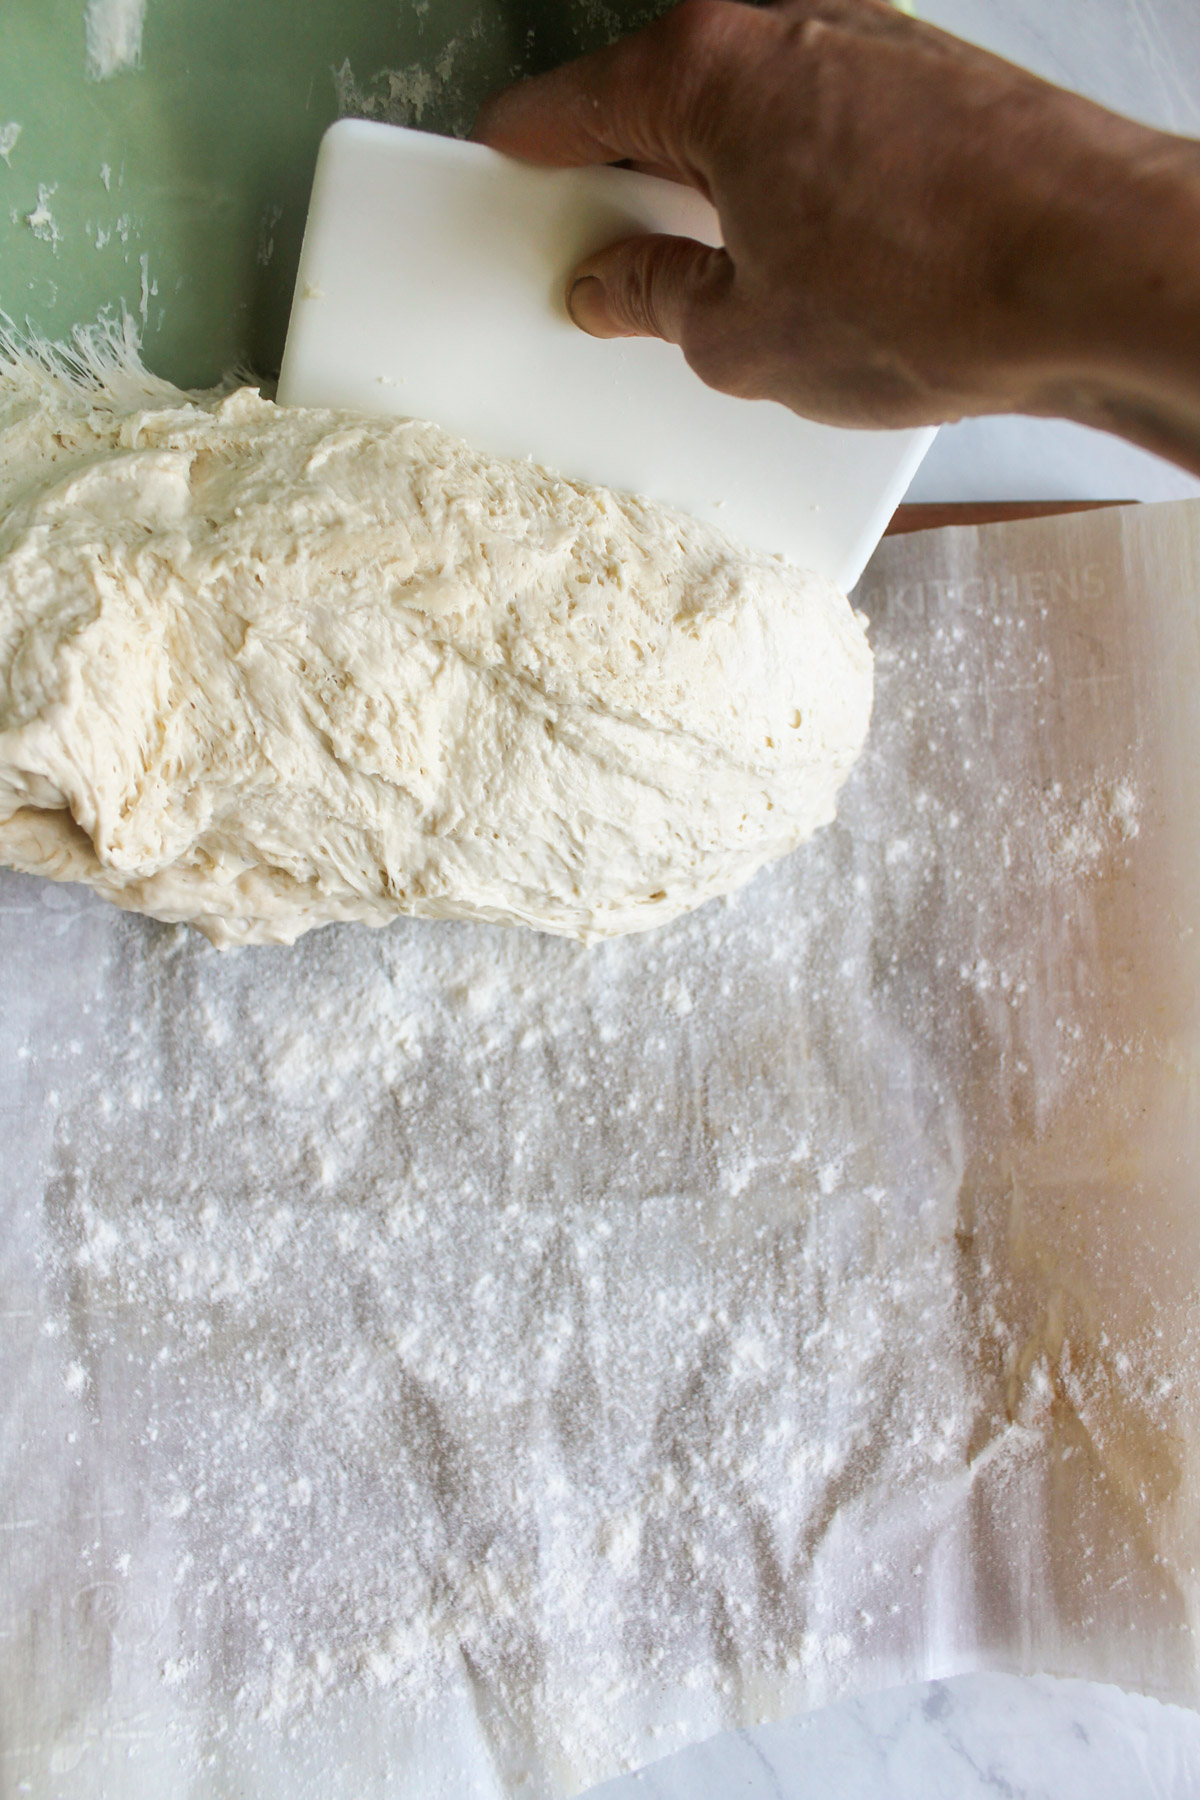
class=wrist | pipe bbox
[1000,112,1200,462]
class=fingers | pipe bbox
[565,233,734,349]
[471,1,744,180]
[471,0,928,173]
[471,48,635,167]
[766,0,920,32]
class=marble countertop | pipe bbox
[589,1674,1200,1800]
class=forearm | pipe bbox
[995,118,1200,472]
[1043,144,1200,471]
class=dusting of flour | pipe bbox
[84,0,147,80]
[7,505,1189,1797]
[2,329,1195,1797]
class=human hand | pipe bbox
[473,0,1200,469]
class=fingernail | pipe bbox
[566,275,619,338]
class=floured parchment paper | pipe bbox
[1,499,1198,1798]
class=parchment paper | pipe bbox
[2,500,1199,1798]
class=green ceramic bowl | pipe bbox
[0,0,662,387]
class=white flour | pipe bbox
[327,0,638,143]
[33,852,985,1777]
[24,183,60,249]
[84,0,147,81]
[333,47,462,132]
[5,399,1199,1795]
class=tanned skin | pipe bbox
[473,0,1200,475]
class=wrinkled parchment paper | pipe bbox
[2,501,1199,1798]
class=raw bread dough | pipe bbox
[0,338,872,947]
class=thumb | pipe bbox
[566,234,734,347]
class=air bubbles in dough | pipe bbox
[0,334,872,947]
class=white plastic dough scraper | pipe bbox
[278,120,936,592]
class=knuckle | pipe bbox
[597,246,658,338]
[603,239,731,349]
[616,241,670,338]
[661,0,728,62]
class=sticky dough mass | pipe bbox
[0,358,872,947]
